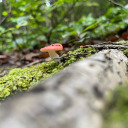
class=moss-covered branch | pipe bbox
[0,47,96,99]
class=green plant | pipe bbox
[0,0,99,51]
[0,0,128,52]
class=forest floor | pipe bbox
[0,31,127,77]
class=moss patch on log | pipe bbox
[103,84,128,128]
[0,47,96,100]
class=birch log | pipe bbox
[0,49,128,128]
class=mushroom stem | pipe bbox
[48,50,59,59]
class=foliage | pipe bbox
[90,6,128,38]
[0,0,128,52]
[0,0,99,52]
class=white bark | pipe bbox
[0,49,128,128]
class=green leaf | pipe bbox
[62,31,77,38]
[84,22,99,32]
[17,16,29,26]
[2,11,8,16]
[0,27,6,33]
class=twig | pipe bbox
[24,59,44,67]
[0,70,8,77]
[3,0,8,10]
[0,16,8,25]
[97,41,128,46]
[84,44,128,49]
[108,0,128,13]
[0,1,12,25]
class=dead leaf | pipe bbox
[0,55,7,60]
[121,32,128,40]
[23,53,40,61]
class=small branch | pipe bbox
[3,0,8,10]
[0,1,12,25]
[108,0,128,13]
[0,70,8,77]
[0,16,7,25]
[83,44,128,49]
[24,59,44,67]
[109,0,124,8]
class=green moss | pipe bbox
[62,47,96,66]
[123,49,128,57]
[119,40,126,43]
[103,84,128,128]
[116,40,128,57]
[0,47,96,100]
[69,47,96,54]
[0,61,60,99]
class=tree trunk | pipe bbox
[0,49,128,128]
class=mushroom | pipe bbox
[40,43,63,61]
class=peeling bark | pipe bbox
[0,49,128,128]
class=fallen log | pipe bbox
[0,49,128,128]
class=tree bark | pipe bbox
[0,49,128,128]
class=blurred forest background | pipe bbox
[0,0,128,52]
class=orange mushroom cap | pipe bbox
[40,43,63,52]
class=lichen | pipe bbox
[0,47,96,100]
